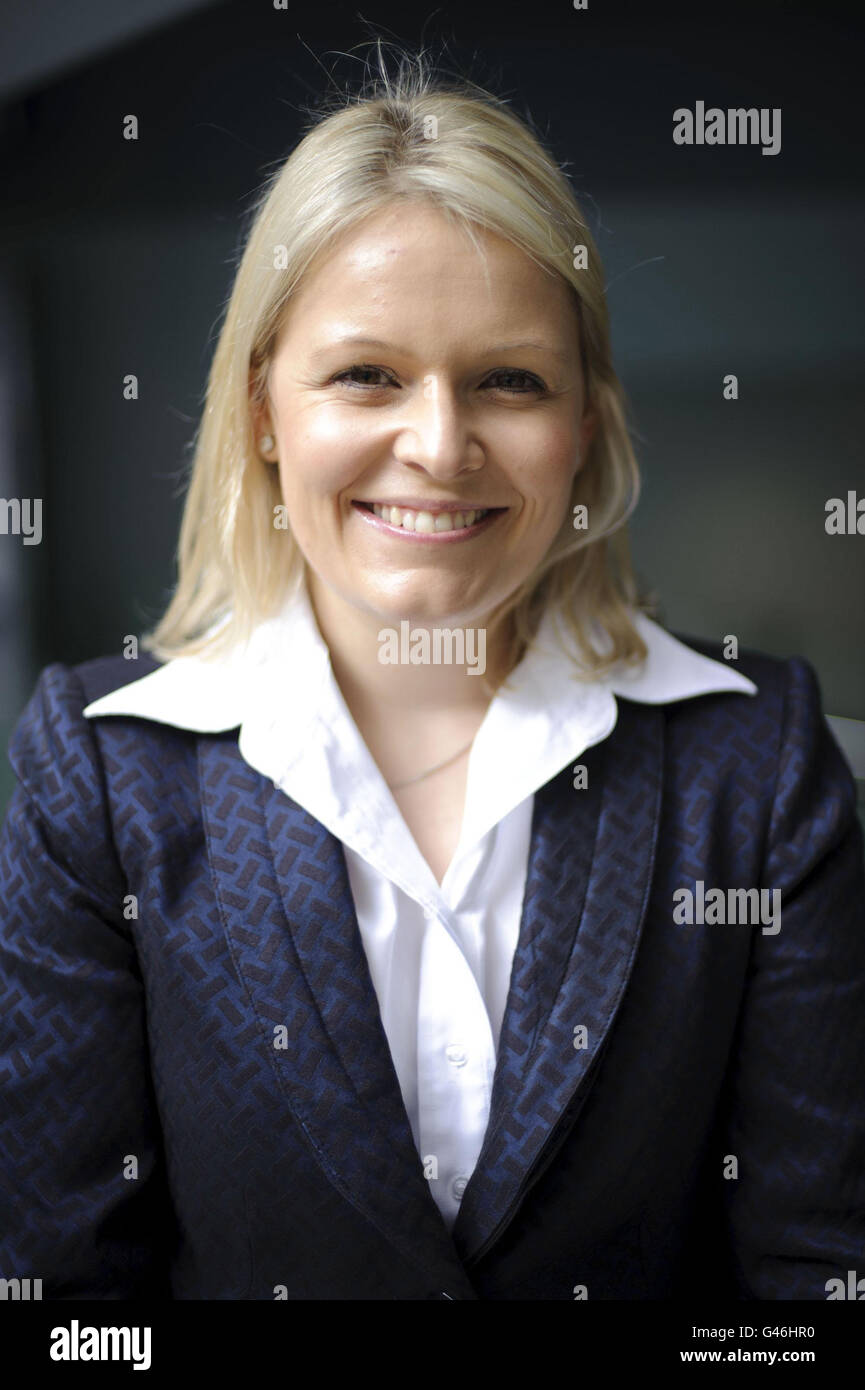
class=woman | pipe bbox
[1,51,864,1302]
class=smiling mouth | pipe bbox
[353,501,506,533]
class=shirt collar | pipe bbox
[83,580,757,731]
[85,581,333,738]
[83,584,756,887]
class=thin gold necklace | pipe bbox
[387,736,475,791]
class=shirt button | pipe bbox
[450,1175,469,1202]
[445,1044,468,1068]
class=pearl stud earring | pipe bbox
[260,434,275,454]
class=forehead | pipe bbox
[280,202,578,342]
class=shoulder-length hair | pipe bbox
[143,45,655,679]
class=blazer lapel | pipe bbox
[452,698,665,1264]
[198,732,466,1285]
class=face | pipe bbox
[254,201,594,638]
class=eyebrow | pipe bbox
[308,335,573,364]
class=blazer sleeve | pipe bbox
[0,663,174,1298]
[722,655,865,1299]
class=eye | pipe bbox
[484,369,547,395]
[330,364,398,389]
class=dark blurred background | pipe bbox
[1,0,863,821]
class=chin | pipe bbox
[364,590,497,629]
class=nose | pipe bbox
[392,378,484,478]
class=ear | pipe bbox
[248,367,278,461]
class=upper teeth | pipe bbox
[369,504,489,532]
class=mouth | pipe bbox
[352,500,507,538]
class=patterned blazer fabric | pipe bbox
[0,638,863,1300]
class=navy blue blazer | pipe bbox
[1,636,864,1300]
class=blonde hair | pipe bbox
[143,43,656,679]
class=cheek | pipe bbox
[502,425,580,512]
[278,409,379,501]
[276,444,354,510]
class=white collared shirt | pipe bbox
[83,585,757,1230]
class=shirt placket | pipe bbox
[415,905,496,1229]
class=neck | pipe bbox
[306,573,516,720]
